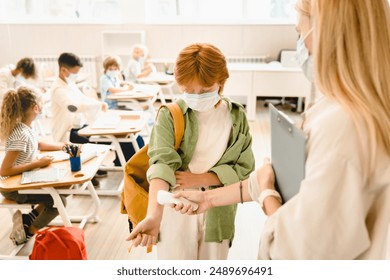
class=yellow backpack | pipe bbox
[120,103,184,246]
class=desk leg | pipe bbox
[129,134,140,152]
[247,94,256,121]
[90,135,141,196]
[105,135,128,167]
[297,97,304,112]
[85,181,101,224]
[147,99,156,116]
[43,187,72,227]
[158,87,166,104]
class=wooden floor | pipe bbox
[0,99,301,260]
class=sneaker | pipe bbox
[94,170,108,178]
[91,177,100,188]
[9,210,27,245]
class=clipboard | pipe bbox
[269,104,306,202]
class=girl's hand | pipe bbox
[101,102,108,112]
[172,191,211,214]
[125,84,134,90]
[175,171,203,189]
[37,156,54,167]
[126,216,161,247]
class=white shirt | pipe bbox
[0,66,15,100]
[124,58,142,82]
[50,77,101,142]
[123,58,156,82]
[257,97,390,259]
[188,100,232,174]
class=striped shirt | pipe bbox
[5,122,38,165]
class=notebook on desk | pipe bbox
[115,91,146,97]
[269,104,306,202]
[90,115,120,129]
[38,151,69,162]
[21,167,67,184]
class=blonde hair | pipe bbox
[295,0,311,17]
[0,87,39,141]
[313,0,390,160]
[174,43,229,94]
[131,44,148,58]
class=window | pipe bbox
[0,0,121,23]
[145,0,298,24]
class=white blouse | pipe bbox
[257,97,390,259]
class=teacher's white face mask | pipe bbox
[295,28,314,82]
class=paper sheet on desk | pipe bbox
[90,115,121,129]
[81,143,109,153]
[21,167,67,184]
[115,91,148,98]
[38,151,69,162]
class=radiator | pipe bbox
[227,56,270,64]
[33,55,99,88]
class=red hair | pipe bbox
[174,43,229,94]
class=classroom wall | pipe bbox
[0,23,297,66]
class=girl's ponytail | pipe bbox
[0,87,36,141]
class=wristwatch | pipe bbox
[258,189,282,214]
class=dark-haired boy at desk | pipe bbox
[0,87,66,245]
[50,52,108,185]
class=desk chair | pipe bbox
[160,81,178,102]
[264,96,298,111]
[263,49,301,111]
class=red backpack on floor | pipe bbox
[29,227,87,260]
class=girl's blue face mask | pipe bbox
[106,70,119,79]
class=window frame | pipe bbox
[144,0,297,25]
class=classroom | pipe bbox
[0,0,389,268]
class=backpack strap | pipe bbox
[159,103,185,150]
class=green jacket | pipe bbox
[147,98,255,242]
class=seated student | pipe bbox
[0,58,38,102]
[50,52,108,185]
[0,87,66,245]
[123,44,156,82]
[100,56,134,109]
[51,52,144,169]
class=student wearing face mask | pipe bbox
[126,43,255,260]
[50,53,108,144]
[100,56,134,109]
[123,44,156,82]
[99,56,145,166]
[173,0,390,260]
[0,57,38,102]
[50,53,109,186]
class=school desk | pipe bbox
[106,83,160,114]
[0,144,110,229]
[137,72,176,103]
[77,110,145,196]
